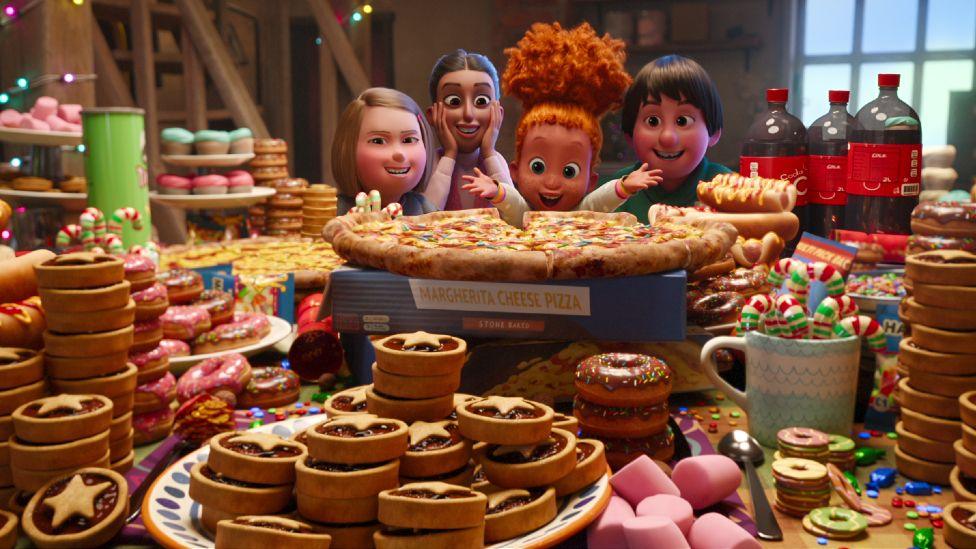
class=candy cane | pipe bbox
[101,233,125,255]
[131,241,160,265]
[108,207,142,234]
[56,224,83,248]
[369,190,381,212]
[836,295,859,319]
[786,269,811,308]
[776,294,810,339]
[353,192,368,213]
[384,202,403,218]
[737,294,775,333]
[763,307,787,338]
[834,314,886,352]
[80,208,106,249]
[768,258,804,287]
[813,296,841,339]
[807,262,846,296]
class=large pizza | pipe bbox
[324,209,737,281]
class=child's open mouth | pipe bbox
[654,149,684,160]
[538,193,562,208]
[385,166,411,175]
[456,124,480,135]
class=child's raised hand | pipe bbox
[428,102,457,158]
[461,167,500,199]
[481,101,503,156]
[621,163,663,194]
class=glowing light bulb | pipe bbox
[10,157,22,168]
[0,93,8,104]
[16,77,28,89]
[2,5,17,18]
[76,144,86,153]
[62,73,75,83]
[363,4,373,14]
[351,11,362,22]
[315,36,322,46]
[72,0,84,5]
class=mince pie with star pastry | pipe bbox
[13,394,113,444]
[22,467,128,549]
[188,462,292,517]
[365,385,456,423]
[208,431,307,485]
[475,428,578,488]
[306,414,407,464]
[551,438,608,496]
[215,515,332,549]
[322,385,369,416]
[456,395,554,445]
[372,331,466,376]
[399,420,471,479]
[484,486,557,543]
[0,347,44,390]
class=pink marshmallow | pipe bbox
[672,455,743,510]
[688,513,760,549]
[31,96,58,120]
[65,123,82,133]
[0,109,22,128]
[19,115,50,131]
[45,114,74,132]
[636,494,695,536]
[609,455,680,507]
[586,495,634,549]
[57,104,82,124]
[623,516,690,549]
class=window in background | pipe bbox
[795,0,975,145]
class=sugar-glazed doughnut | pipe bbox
[160,305,211,340]
[176,353,252,403]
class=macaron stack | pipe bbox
[35,253,138,474]
[302,184,338,239]
[159,127,253,155]
[896,203,976,485]
[125,254,175,449]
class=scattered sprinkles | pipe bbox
[845,272,906,298]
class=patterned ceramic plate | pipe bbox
[142,415,612,549]
[167,315,292,375]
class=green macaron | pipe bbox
[161,127,194,144]
[229,127,253,141]
[194,129,230,143]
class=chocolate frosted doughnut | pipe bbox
[907,234,976,256]
[574,353,672,407]
[911,202,976,238]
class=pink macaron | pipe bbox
[191,174,229,195]
[156,174,192,195]
[0,109,22,128]
[672,455,743,510]
[57,104,82,124]
[30,96,58,120]
[19,115,50,131]
[225,170,254,194]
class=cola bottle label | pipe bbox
[846,143,921,197]
[808,155,847,205]
[739,156,809,206]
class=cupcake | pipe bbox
[193,130,231,155]
[156,174,192,195]
[225,170,254,194]
[161,128,194,155]
[191,174,229,195]
[229,128,254,154]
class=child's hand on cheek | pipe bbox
[481,101,503,157]
[461,167,499,199]
[621,163,663,194]
[429,102,458,158]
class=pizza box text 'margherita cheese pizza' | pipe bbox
[324,209,738,281]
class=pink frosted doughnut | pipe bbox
[636,494,695,536]
[0,109,23,127]
[225,170,254,189]
[57,104,82,124]
[136,371,176,410]
[609,455,680,506]
[129,344,168,369]
[31,96,58,120]
[586,495,634,549]
[159,339,190,357]
[132,407,175,444]
[160,305,211,340]
[624,515,690,549]
[156,174,192,190]
[672,455,743,510]
[176,352,252,403]
[19,115,50,131]
[688,512,761,549]
[192,174,228,189]
[45,114,74,132]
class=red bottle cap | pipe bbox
[766,88,789,102]
[878,73,900,87]
[828,90,850,103]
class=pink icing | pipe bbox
[0,109,22,127]
[133,282,168,304]
[134,318,162,333]
[129,344,168,367]
[233,312,270,331]
[156,174,192,189]
[133,407,175,433]
[192,174,229,188]
[124,253,156,274]
[225,170,254,188]
[195,313,269,347]
[161,305,210,332]
[137,371,176,403]
[159,339,190,357]
[176,353,251,402]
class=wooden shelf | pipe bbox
[113,50,184,72]
[626,36,762,55]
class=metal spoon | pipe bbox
[718,429,783,541]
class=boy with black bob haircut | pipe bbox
[601,54,731,222]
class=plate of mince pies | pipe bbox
[142,414,612,548]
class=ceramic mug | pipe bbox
[700,330,861,447]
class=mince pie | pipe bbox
[215,515,332,549]
[475,428,578,488]
[372,331,466,376]
[306,414,408,464]
[209,431,307,485]
[456,395,554,445]
[22,467,128,548]
[13,394,113,444]
[400,420,471,478]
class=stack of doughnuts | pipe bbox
[8,393,114,494]
[573,353,674,469]
[248,138,295,236]
[896,223,976,484]
[954,391,976,500]
[366,331,466,423]
[302,184,338,239]
[0,348,46,504]
[267,178,307,238]
[126,255,175,448]
[35,253,138,474]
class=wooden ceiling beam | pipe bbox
[92,24,135,107]
[304,0,370,95]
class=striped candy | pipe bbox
[775,294,810,339]
[737,294,775,333]
[834,315,886,352]
[812,296,841,339]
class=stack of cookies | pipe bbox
[896,244,976,484]
[188,431,306,533]
[8,393,114,494]
[954,392,976,497]
[296,413,407,545]
[771,457,831,517]
[302,184,338,238]
[126,254,174,451]
[776,427,830,463]
[0,348,46,504]
[573,353,675,469]
[35,253,138,474]
[366,331,466,423]
[828,434,857,472]
[267,178,307,237]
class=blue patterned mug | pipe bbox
[700,331,861,448]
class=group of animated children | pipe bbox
[332,22,731,226]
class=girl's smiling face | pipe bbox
[513,124,596,211]
[631,93,720,188]
[355,106,428,204]
[436,70,496,154]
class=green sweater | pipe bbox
[600,157,732,223]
